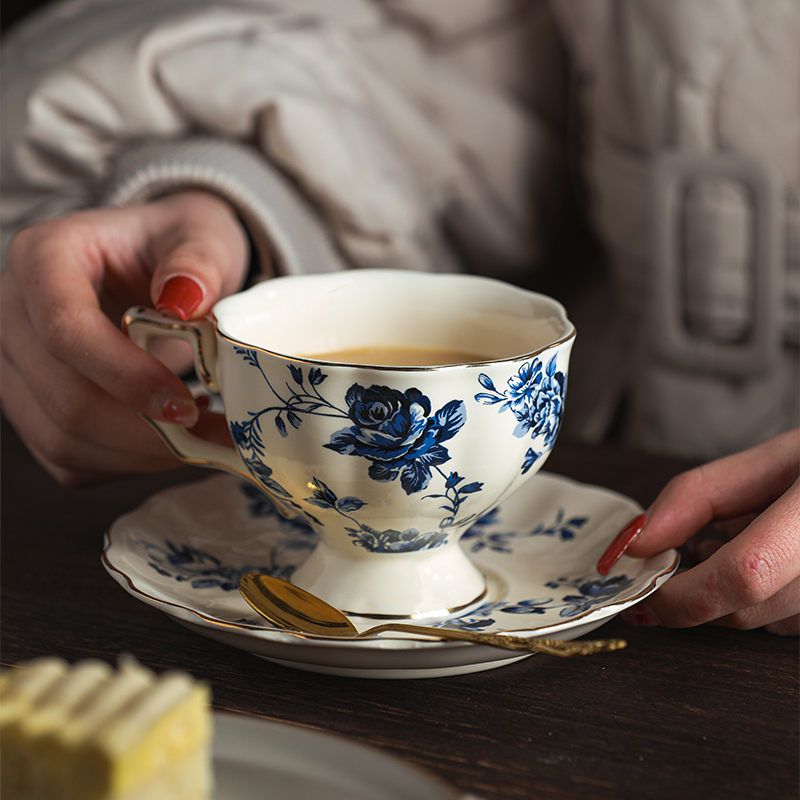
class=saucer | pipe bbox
[103,473,678,679]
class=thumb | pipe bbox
[147,191,249,319]
[155,273,207,321]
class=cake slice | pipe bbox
[0,657,212,800]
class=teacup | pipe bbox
[125,270,575,618]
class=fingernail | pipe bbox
[596,513,648,576]
[622,604,660,627]
[155,276,203,321]
[195,394,210,411]
[160,394,198,426]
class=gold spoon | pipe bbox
[238,573,626,658]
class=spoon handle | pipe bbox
[358,624,626,657]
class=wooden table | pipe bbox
[2,415,797,800]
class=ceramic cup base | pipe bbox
[289,540,488,619]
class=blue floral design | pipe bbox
[347,525,448,553]
[229,352,346,453]
[325,384,470,495]
[440,598,553,630]
[239,483,321,539]
[424,471,484,529]
[241,481,287,518]
[475,354,566,453]
[139,485,637,626]
[461,507,587,554]
[435,601,500,631]
[521,448,541,475]
[545,575,635,617]
[441,574,634,628]
[139,484,327,588]
[139,541,278,589]
[528,509,588,541]
[304,477,448,553]
[497,598,553,615]
[460,527,516,555]
[458,508,512,552]
[239,459,323,528]
[228,351,485,545]
[240,458,291,499]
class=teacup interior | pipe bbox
[213,271,572,365]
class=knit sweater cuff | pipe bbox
[103,138,348,277]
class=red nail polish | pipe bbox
[156,276,203,321]
[161,395,198,426]
[596,513,648,576]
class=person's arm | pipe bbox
[103,139,347,279]
[2,0,563,278]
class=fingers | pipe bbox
[1,191,249,486]
[610,431,800,634]
[626,575,800,635]
[145,191,249,319]
[764,611,800,637]
[625,429,800,558]
[7,222,199,426]
[624,476,800,631]
[4,282,167,450]
[1,350,179,485]
[716,577,800,634]
[1,270,181,483]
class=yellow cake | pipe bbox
[0,657,212,800]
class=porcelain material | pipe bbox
[213,712,460,799]
[125,271,575,618]
[103,473,679,679]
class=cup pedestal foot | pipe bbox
[290,542,487,620]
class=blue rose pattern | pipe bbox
[227,349,565,553]
[227,354,490,552]
[325,385,467,495]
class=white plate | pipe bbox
[213,712,461,799]
[103,473,678,678]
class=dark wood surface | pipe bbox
[2,415,797,800]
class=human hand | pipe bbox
[597,429,800,635]
[1,190,249,486]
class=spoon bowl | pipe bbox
[239,573,626,658]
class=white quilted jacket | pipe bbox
[2,0,798,459]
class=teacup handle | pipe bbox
[123,306,254,481]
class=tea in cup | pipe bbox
[125,270,575,618]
